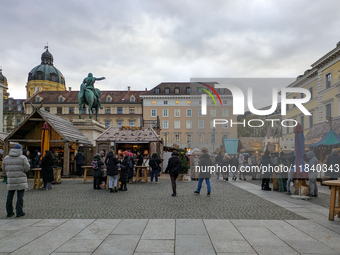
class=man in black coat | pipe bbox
[75,151,85,177]
[194,149,212,196]
[327,149,340,180]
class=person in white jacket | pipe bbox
[2,144,30,217]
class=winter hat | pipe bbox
[129,152,133,156]
[123,151,129,156]
[14,144,23,150]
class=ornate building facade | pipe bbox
[0,68,9,100]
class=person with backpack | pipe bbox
[229,154,239,181]
[105,149,120,193]
[92,153,104,190]
[118,151,131,191]
[165,151,182,197]
[75,150,85,177]
[149,153,161,183]
[41,150,54,191]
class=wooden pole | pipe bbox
[63,142,70,177]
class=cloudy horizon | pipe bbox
[1,0,340,108]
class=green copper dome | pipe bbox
[28,48,65,85]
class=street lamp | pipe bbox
[212,127,216,153]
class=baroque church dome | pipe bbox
[0,68,7,84]
[28,47,65,86]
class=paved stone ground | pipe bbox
[0,178,305,220]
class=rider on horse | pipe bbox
[80,73,105,109]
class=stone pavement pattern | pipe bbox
[1,218,340,255]
[0,179,305,220]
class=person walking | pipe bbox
[238,154,246,181]
[307,151,318,198]
[75,150,85,177]
[215,152,223,179]
[194,149,212,196]
[327,148,340,180]
[100,151,107,188]
[229,154,239,181]
[260,150,273,191]
[248,153,257,180]
[2,144,30,217]
[286,152,295,195]
[41,150,54,191]
[165,151,182,197]
[222,153,230,181]
[119,151,131,191]
[92,153,104,190]
[135,151,144,179]
[105,149,120,193]
[149,153,161,183]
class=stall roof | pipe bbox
[239,137,264,152]
[5,109,92,145]
[310,129,340,148]
[306,118,340,141]
[96,126,162,143]
[0,132,9,142]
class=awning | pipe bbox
[223,139,239,155]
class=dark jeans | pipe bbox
[171,174,178,194]
[76,164,83,176]
[151,169,158,182]
[6,189,25,215]
[93,177,101,189]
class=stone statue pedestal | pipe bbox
[71,119,106,146]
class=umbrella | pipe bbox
[293,123,308,179]
[41,122,50,157]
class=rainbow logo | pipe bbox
[197,82,223,106]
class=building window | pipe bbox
[309,112,314,128]
[222,109,228,117]
[129,121,135,127]
[326,73,332,89]
[151,109,157,117]
[309,87,313,99]
[223,122,228,129]
[155,88,160,94]
[107,96,111,102]
[105,107,111,114]
[130,96,135,102]
[186,134,192,143]
[152,101,156,104]
[186,109,192,117]
[17,106,22,111]
[57,107,62,114]
[59,97,63,102]
[163,121,168,129]
[326,103,332,118]
[93,108,96,114]
[117,121,123,128]
[223,100,228,105]
[163,133,169,143]
[197,88,202,94]
[105,121,110,128]
[300,116,304,130]
[34,86,39,93]
[198,134,204,143]
[81,107,86,114]
[174,134,180,143]
[164,87,170,94]
[198,109,203,117]
[174,121,180,129]
[186,120,192,129]
[222,134,228,140]
[292,96,296,108]
[210,109,216,117]
[36,97,40,102]
[300,93,304,98]
[175,87,180,94]
[211,134,216,143]
[117,107,123,114]
[16,119,21,126]
[286,123,289,134]
[164,101,168,105]
[187,100,191,104]
[44,107,50,112]
[163,109,168,117]
[186,87,190,94]
[174,109,180,117]
[69,107,75,114]
[198,120,204,129]
[219,88,225,94]
[286,104,289,111]
[210,120,214,128]
[175,101,179,104]
[129,107,135,114]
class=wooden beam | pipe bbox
[28,118,45,121]
[7,139,67,143]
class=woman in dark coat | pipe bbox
[165,151,182,197]
[119,151,130,191]
[259,150,273,191]
[105,150,119,193]
[41,150,54,191]
[149,153,161,183]
[92,153,104,190]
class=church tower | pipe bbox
[26,46,66,99]
[0,68,9,99]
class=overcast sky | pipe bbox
[2,0,340,108]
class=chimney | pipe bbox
[128,86,130,92]
[145,88,147,91]
[69,87,71,92]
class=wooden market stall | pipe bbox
[96,126,163,159]
[4,109,92,176]
[0,132,9,169]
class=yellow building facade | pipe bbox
[284,42,340,138]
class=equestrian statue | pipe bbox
[78,73,105,120]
